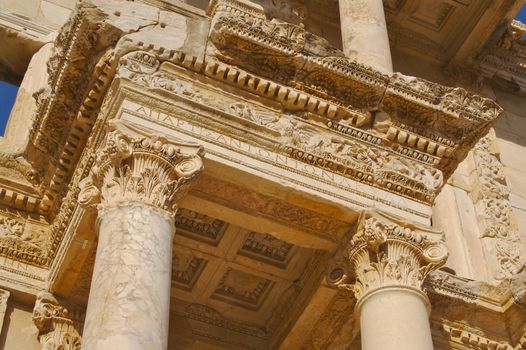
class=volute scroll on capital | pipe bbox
[78,119,205,213]
[327,210,448,303]
[32,291,82,350]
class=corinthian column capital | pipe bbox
[32,291,81,350]
[78,119,204,212]
[328,210,448,304]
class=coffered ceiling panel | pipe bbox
[68,207,326,349]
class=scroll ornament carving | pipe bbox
[32,292,81,350]
[78,120,204,212]
[328,212,448,301]
[472,133,525,279]
[0,215,49,265]
[118,48,445,202]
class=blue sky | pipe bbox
[517,5,526,23]
[1,6,526,136]
[0,81,18,135]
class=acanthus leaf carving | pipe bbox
[32,292,81,350]
[328,210,448,302]
[78,119,204,212]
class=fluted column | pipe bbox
[78,120,204,350]
[338,0,393,74]
[328,210,448,350]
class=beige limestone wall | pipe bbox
[0,301,40,350]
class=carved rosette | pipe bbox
[328,210,448,304]
[78,120,204,213]
[32,292,81,350]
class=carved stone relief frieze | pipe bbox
[0,212,51,266]
[480,20,526,90]
[191,175,347,240]
[441,322,525,350]
[109,34,503,209]
[115,50,449,204]
[32,291,82,350]
[0,289,9,337]
[298,291,357,350]
[471,131,525,280]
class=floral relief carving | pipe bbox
[192,175,347,239]
[0,215,50,265]
[472,132,525,279]
[78,119,204,212]
[33,292,81,350]
[328,210,448,301]
[116,47,496,203]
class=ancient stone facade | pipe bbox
[0,0,524,349]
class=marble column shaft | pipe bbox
[78,120,204,350]
[359,287,434,350]
[82,204,174,350]
[329,210,448,350]
[338,0,393,73]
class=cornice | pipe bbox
[426,269,526,313]
[427,270,526,349]
[0,0,507,272]
[480,20,526,92]
[13,0,505,216]
[207,0,502,182]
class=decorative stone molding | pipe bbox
[183,303,266,338]
[119,50,447,204]
[471,131,525,280]
[207,0,501,181]
[479,19,526,92]
[328,210,448,302]
[441,323,525,350]
[239,231,295,268]
[426,270,479,303]
[32,291,81,350]
[299,291,357,350]
[175,208,228,246]
[0,289,9,337]
[78,119,204,212]
[0,212,51,266]
[212,268,274,311]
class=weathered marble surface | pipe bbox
[360,287,433,350]
[82,204,174,350]
[339,0,393,73]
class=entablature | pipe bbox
[0,0,510,316]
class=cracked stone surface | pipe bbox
[82,204,174,350]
